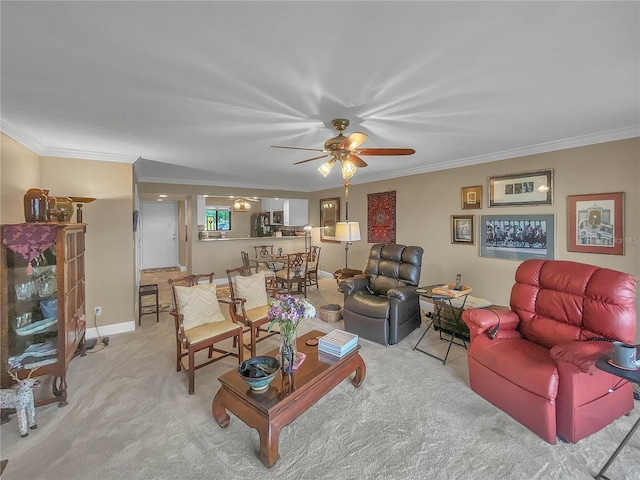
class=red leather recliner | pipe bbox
[462,259,637,444]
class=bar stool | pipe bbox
[139,283,159,325]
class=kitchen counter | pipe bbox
[191,236,306,277]
[197,235,305,242]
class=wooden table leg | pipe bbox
[212,388,231,428]
[352,356,367,388]
[258,422,281,468]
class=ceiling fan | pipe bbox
[271,118,415,181]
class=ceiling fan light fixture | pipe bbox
[341,159,357,180]
[318,159,336,177]
[233,198,251,211]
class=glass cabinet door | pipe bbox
[4,242,60,373]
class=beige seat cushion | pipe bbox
[276,268,306,280]
[174,283,226,330]
[244,305,270,324]
[184,320,240,344]
[235,271,268,310]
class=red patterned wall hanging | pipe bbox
[367,191,396,243]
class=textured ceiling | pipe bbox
[1,1,638,193]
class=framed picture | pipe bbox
[480,214,555,260]
[320,197,340,243]
[489,169,553,207]
[461,185,482,210]
[568,192,624,255]
[451,215,475,244]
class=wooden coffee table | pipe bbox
[212,329,366,467]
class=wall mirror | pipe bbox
[320,197,340,243]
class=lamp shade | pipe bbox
[334,221,361,242]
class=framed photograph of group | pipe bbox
[451,215,475,245]
[567,192,624,255]
[480,214,555,260]
[489,169,553,207]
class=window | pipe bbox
[204,208,231,231]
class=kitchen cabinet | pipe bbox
[1,223,87,407]
[284,199,309,226]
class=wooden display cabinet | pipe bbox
[1,223,87,407]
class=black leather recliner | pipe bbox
[340,244,424,345]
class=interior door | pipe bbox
[141,201,178,269]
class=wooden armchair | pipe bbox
[168,273,243,395]
[226,267,280,357]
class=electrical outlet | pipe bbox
[94,306,102,317]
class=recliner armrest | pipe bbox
[387,286,419,302]
[462,308,521,340]
[550,341,613,374]
[340,277,370,297]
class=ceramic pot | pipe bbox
[23,188,49,223]
[54,197,74,222]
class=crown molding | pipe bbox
[39,146,137,163]
[3,115,637,186]
[355,126,640,185]
[0,116,45,154]
[1,116,137,163]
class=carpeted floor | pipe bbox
[1,276,638,479]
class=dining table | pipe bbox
[256,252,287,272]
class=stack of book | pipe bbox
[318,329,359,358]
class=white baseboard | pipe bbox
[86,320,136,339]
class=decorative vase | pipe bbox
[54,197,74,222]
[279,329,298,374]
[23,188,49,223]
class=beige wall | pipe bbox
[310,138,640,340]
[3,133,638,341]
[0,135,41,223]
[1,133,136,334]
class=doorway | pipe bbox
[140,201,178,270]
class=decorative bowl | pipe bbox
[237,356,280,392]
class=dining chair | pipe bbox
[226,267,280,357]
[275,251,309,297]
[254,244,285,273]
[168,273,243,395]
[306,245,321,289]
[240,250,258,274]
[253,244,274,258]
[240,251,276,287]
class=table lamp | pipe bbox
[335,221,361,271]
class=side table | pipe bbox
[594,346,639,480]
[413,285,469,365]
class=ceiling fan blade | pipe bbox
[293,153,331,165]
[271,145,325,152]
[348,154,368,168]
[357,148,416,156]
[338,132,368,151]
